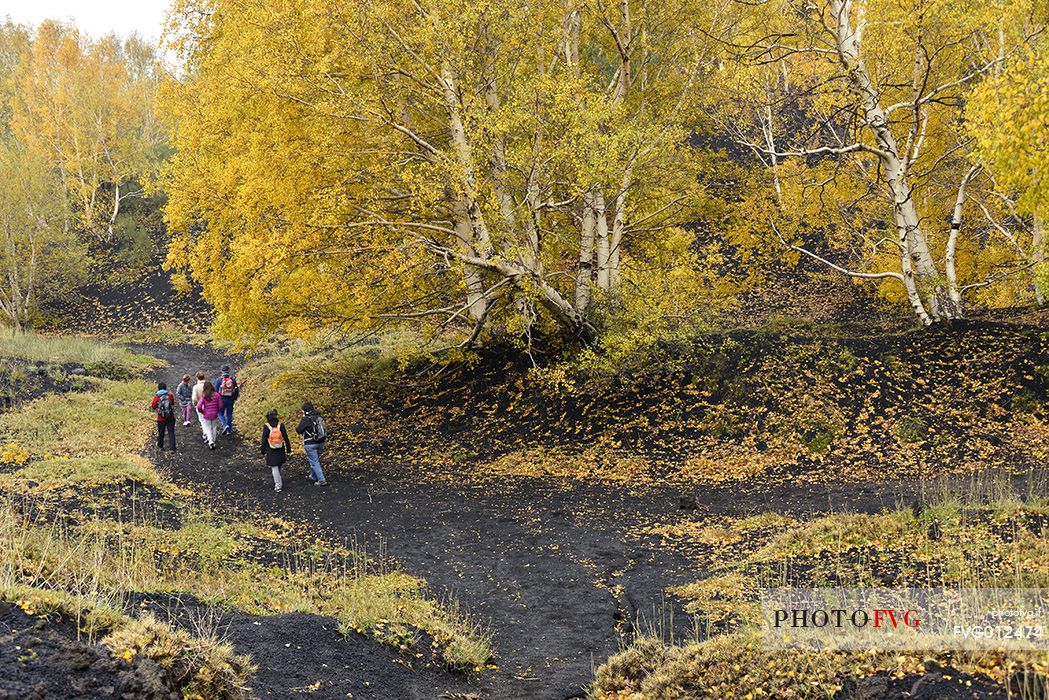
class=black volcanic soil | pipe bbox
[7,328,1036,699]
[43,265,212,336]
[833,662,1010,700]
[139,343,693,699]
[0,601,180,700]
[126,593,474,700]
[136,342,965,700]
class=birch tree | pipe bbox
[969,39,1049,305]
[13,21,165,243]
[0,141,84,331]
[162,0,726,343]
[719,0,1047,324]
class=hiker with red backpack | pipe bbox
[150,383,177,451]
[260,410,292,492]
[213,365,240,435]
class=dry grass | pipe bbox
[0,377,166,494]
[0,332,159,370]
[601,475,1049,698]
[0,509,255,699]
[0,378,158,460]
[592,630,1048,700]
[0,359,493,676]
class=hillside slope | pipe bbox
[291,317,1049,493]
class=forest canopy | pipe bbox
[159,0,1049,345]
[2,0,1049,342]
[0,19,164,330]
[162,0,734,345]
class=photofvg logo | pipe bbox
[760,588,1049,651]
[772,606,921,631]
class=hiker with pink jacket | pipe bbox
[196,382,223,449]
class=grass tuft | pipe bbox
[0,333,160,370]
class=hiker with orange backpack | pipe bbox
[213,365,240,435]
[261,410,292,492]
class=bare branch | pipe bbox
[770,219,904,282]
[883,57,1004,115]
[960,259,1042,292]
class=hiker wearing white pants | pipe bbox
[195,382,223,450]
[190,371,208,441]
[201,416,220,447]
[261,410,292,492]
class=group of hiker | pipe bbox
[150,364,328,492]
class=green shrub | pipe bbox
[1012,389,1042,414]
[896,416,928,444]
[804,426,836,454]
[83,360,134,381]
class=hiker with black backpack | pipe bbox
[150,383,177,451]
[296,402,328,486]
[261,410,292,492]
[213,364,240,435]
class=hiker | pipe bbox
[150,383,177,451]
[190,371,207,441]
[261,410,292,492]
[213,365,240,435]
[296,401,328,486]
[196,381,223,449]
[176,375,194,426]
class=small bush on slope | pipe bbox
[1,585,254,699]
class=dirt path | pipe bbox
[139,343,919,700]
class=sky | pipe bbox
[0,0,171,40]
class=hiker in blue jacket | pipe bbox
[213,365,240,435]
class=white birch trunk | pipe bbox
[441,62,494,258]
[482,28,516,238]
[453,200,489,323]
[898,220,932,325]
[576,191,596,313]
[1033,214,1046,306]
[595,190,610,290]
[608,168,632,290]
[828,0,951,321]
[108,180,121,239]
[945,166,978,316]
[762,104,783,208]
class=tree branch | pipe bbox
[770,219,904,282]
